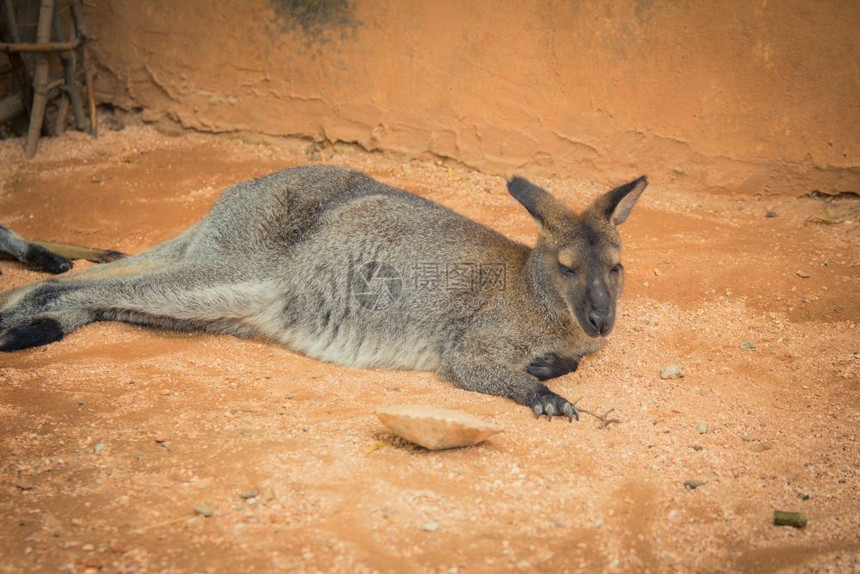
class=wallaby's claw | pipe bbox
[563,402,578,423]
[531,389,579,423]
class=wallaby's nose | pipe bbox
[588,310,612,336]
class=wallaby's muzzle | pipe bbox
[587,308,613,337]
[577,278,615,338]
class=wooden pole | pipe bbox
[0,40,79,52]
[68,0,96,136]
[52,93,69,135]
[1,0,22,43]
[52,4,86,130]
[24,0,56,158]
[0,0,33,117]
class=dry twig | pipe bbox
[573,398,621,429]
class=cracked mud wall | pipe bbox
[87,0,858,194]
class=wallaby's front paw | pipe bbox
[531,389,579,422]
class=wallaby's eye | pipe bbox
[559,263,577,277]
[609,263,623,276]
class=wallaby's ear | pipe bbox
[594,176,648,226]
[507,176,569,230]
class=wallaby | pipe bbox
[0,166,647,421]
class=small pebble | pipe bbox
[193,504,214,517]
[423,522,439,532]
[683,480,705,490]
[660,364,685,379]
[795,271,810,279]
[92,443,105,454]
[697,423,708,434]
[765,211,778,218]
[740,341,756,350]
[239,489,259,500]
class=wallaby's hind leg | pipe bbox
[0,257,278,351]
[0,224,73,274]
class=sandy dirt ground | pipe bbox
[0,126,857,573]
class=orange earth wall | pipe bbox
[87,0,859,195]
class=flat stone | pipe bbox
[660,364,686,379]
[376,405,504,451]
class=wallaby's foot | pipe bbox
[531,388,579,422]
[34,241,126,264]
[0,317,65,351]
[23,244,73,274]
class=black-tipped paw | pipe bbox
[0,317,64,352]
[531,389,579,422]
[24,245,73,274]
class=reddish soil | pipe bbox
[0,127,858,572]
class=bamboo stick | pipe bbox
[0,0,33,117]
[52,3,86,130]
[24,0,56,158]
[0,40,79,52]
[68,0,96,136]
[52,93,69,135]
[1,0,22,43]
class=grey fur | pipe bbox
[0,166,647,420]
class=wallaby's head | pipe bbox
[508,175,648,338]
